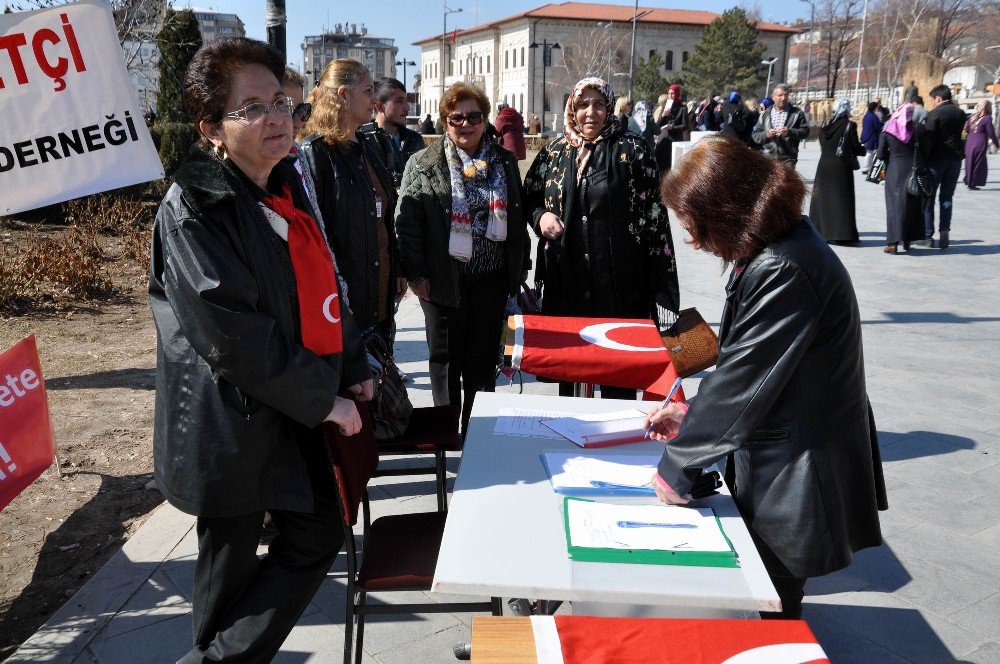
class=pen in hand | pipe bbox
[616,520,697,529]
[644,376,683,439]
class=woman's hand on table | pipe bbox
[642,402,688,442]
[326,396,362,436]
[539,212,565,240]
[651,473,690,506]
[347,378,374,402]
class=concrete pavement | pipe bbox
[9,147,1000,663]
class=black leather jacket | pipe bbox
[149,149,370,517]
[301,133,401,330]
[359,121,425,188]
[657,221,887,579]
[923,100,967,161]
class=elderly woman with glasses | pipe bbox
[148,38,372,661]
[395,82,530,432]
[524,77,679,400]
[301,58,406,343]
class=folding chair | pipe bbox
[372,405,462,516]
[323,407,500,664]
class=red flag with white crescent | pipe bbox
[537,616,829,664]
[509,315,684,399]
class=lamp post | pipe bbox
[396,58,416,89]
[441,4,462,106]
[529,39,561,133]
[596,21,614,81]
[626,5,653,101]
[762,57,778,95]
[853,0,869,100]
[798,0,814,106]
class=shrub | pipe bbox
[153,122,200,176]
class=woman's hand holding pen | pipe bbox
[642,402,689,442]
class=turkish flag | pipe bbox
[554,616,830,664]
[507,315,685,399]
[0,336,56,511]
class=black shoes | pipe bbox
[940,230,949,250]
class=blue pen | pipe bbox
[616,520,697,529]
[644,376,683,439]
[590,480,653,490]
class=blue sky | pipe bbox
[181,1,809,90]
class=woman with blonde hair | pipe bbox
[614,95,631,126]
[301,59,406,341]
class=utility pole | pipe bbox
[265,0,286,61]
[628,0,638,100]
[854,0,869,99]
[799,0,814,105]
[529,39,561,133]
[441,4,462,108]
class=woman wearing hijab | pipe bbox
[877,103,925,254]
[810,98,866,244]
[964,100,999,190]
[860,101,884,174]
[655,84,689,170]
[524,77,679,400]
[628,100,656,149]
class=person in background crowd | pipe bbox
[964,99,998,190]
[524,77,680,401]
[528,113,542,135]
[860,101,883,174]
[810,98,866,244]
[720,91,753,146]
[614,96,632,127]
[360,77,425,188]
[302,59,406,341]
[877,103,925,254]
[420,113,435,135]
[645,136,886,621]
[655,84,689,170]
[628,99,656,149]
[912,96,928,125]
[495,101,527,160]
[903,80,919,104]
[872,97,889,122]
[435,115,445,134]
[759,97,774,114]
[150,37,372,662]
[752,84,809,168]
[144,106,156,127]
[696,97,722,131]
[395,83,529,433]
[920,84,967,249]
[652,93,669,124]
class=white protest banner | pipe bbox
[0,0,164,216]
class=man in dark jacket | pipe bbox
[420,113,435,134]
[720,91,753,146]
[921,84,967,249]
[360,77,425,189]
[495,102,527,160]
[752,83,810,167]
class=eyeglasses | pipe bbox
[293,102,312,123]
[447,111,485,127]
[223,96,295,123]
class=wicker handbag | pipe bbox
[659,308,720,378]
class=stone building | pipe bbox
[414,2,798,132]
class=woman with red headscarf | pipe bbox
[655,84,688,170]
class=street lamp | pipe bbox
[596,21,614,82]
[395,58,416,89]
[529,39,561,134]
[798,0,814,107]
[762,57,778,95]
[441,4,462,106]
[853,0,869,99]
[626,5,653,101]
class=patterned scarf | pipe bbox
[444,135,508,262]
[564,77,620,182]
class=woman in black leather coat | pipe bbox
[644,137,887,620]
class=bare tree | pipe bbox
[548,24,631,105]
[813,0,866,96]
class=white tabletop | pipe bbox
[432,392,781,614]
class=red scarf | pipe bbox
[260,183,343,355]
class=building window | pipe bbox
[486,55,490,72]
[504,51,508,69]
[665,50,673,70]
[521,47,525,68]
[459,60,463,75]
[479,56,484,73]
[649,49,656,60]
[682,51,689,67]
[520,93,524,111]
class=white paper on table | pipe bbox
[540,409,649,446]
[566,500,731,552]
[543,453,660,491]
[494,408,577,438]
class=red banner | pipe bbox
[0,335,56,511]
[509,315,684,399]
[555,616,829,664]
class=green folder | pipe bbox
[562,497,741,568]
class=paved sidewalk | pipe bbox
[10,149,1000,663]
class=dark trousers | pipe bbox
[923,156,962,236]
[760,575,807,620]
[180,485,344,663]
[558,382,637,400]
[419,274,508,432]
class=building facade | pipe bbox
[302,24,398,94]
[414,2,798,132]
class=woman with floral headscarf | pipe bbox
[877,102,925,254]
[964,99,998,190]
[809,98,865,244]
[524,77,679,400]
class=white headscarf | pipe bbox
[632,100,650,132]
[823,98,852,127]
